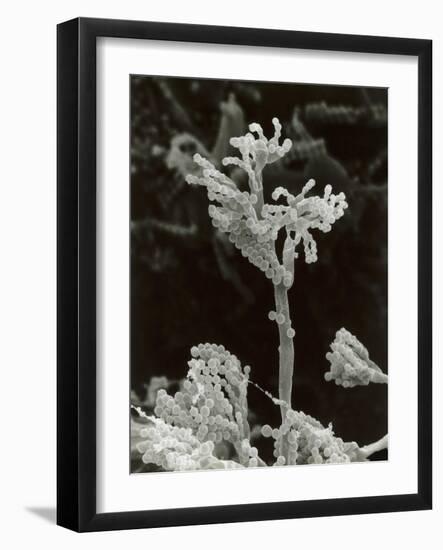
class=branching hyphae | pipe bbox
[133,118,388,471]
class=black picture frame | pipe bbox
[57,17,432,532]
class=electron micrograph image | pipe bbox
[130,75,388,473]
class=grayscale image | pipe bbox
[130,75,388,473]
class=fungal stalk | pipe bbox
[186,118,348,419]
[273,282,294,416]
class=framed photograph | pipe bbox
[57,17,432,532]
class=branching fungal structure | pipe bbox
[132,118,388,471]
[325,328,388,388]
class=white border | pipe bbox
[97,38,418,513]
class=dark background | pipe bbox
[130,75,388,462]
